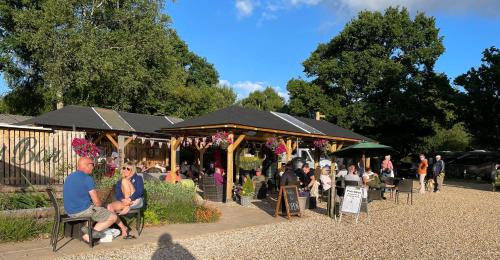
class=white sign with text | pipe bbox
[340,186,363,214]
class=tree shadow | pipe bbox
[444,180,496,192]
[152,233,195,260]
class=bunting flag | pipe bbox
[158,142,163,148]
[167,142,170,149]
[132,134,137,140]
[150,140,155,147]
[141,137,146,144]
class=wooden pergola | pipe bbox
[20,105,182,167]
[162,106,371,201]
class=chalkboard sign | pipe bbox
[274,186,301,219]
[340,186,362,214]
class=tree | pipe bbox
[240,87,284,111]
[0,0,234,117]
[455,47,500,149]
[290,7,459,154]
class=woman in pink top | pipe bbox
[214,167,225,186]
[381,155,394,177]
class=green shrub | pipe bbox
[0,216,53,242]
[240,177,255,197]
[0,193,50,210]
[143,181,199,224]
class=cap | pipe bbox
[111,151,119,158]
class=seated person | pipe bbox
[165,165,182,183]
[336,165,348,178]
[252,168,267,198]
[107,162,144,239]
[362,167,386,199]
[63,157,123,243]
[320,167,332,191]
[214,167,224,186]
[344,165,362,185]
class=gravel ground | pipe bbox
[61,181,500,259]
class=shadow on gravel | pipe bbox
[444,180,495,192]
[152,233,194,260]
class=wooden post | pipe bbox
[285,139,293,162]
[118,135,125,168]
[169,137,183,177]
[106,133,118,149]
[195,141,209,174]
[226,134,246,202]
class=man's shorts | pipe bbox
[69,205,112,222]
[130,198,144,210]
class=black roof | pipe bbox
[165,105,371,141]
[169,106,306,133]
[295,116,373,142]
[19,105,181,136]
[0,114,32,124]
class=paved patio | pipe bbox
[0,201,285,260]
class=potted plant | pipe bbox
[211,131,233,150]
[239,177,255,206]
[265,137,287,155]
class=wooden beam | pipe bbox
[106,134,118,148]
[337,142,344,151]
[232,134,246,149]
[124,136,134,147]
[93,134,104,145]
[225,134,246,202]
[286,139,293,162]
[161,124,363,142]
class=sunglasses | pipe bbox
[122,167,132,171]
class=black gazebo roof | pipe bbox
[19,105,182,136]
[163,106,372,142]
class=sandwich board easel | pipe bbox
[338,186,363,224]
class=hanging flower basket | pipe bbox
[313,139,330,155]
[71,138,101,159]
[211,131,233,150]
[266,137,287,155]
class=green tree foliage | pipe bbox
[240,86,284,111]
[289,7,460,154]
[455,47,500,150]
[0,0,234,117]
[421,123,471,152]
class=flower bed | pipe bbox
[143,180,221,224]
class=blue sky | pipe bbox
[1,0,500,101]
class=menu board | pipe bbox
[340,186,362,214]
[274,185,301,219]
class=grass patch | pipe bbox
[0,193,50,210]
[0,216,53,243]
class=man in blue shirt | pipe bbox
[63,157,123,243]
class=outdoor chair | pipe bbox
[344,180,361,187]
[46,187,95,251]
[395,179,413,205]
[254,180,268,199]
[115,175,146,237]
[201,176,223,202]
[382,177,398,199]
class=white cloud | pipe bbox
[235,0,255,18]
[324,0,500,17]
[219,79,265,99]
[237,0,500,22]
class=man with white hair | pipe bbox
[432,155,445,192]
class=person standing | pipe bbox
[432,155,445,192]
[381,155,394,178]
[418,154,428,193]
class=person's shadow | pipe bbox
[152,233,195,260]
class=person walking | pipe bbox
[432,155,445,192]
[418,154,428,193]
